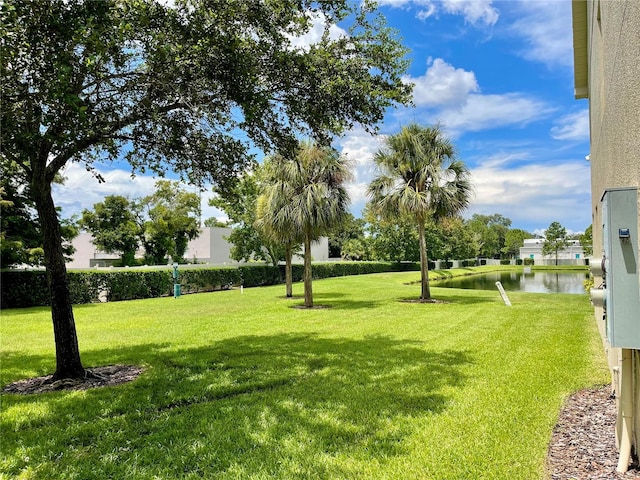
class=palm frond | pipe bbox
[368,123,470,224]
[257,139,352,244]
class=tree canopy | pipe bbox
[80,195,141,266]
[139,180,201,264]
[327,213,365,259]
[0,162,77,268]
[579,225,593,257]
[542,221,569,265]
[3,0,411,185]
[502,228,531,259]
[364,207,420,262]
[435,216,479,262]
[210,169,287,267]
[466,213,511,259]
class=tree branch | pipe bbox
[44,101,190,181]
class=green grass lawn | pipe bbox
[1,271,608,479]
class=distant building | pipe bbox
[518,238,585,263]
[66,227,328,269]
[183,227,236,265]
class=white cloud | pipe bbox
[441,0,499,26]
[379,0,499,26]
[416,3,437,21]
[339,128,381,168]
[436,93,555,135]
[52,163,227,224]
[408,57,479,108]
[468,154,591,230]
[401,58,554,136]
[336,126,592,231]
[550,109,590,141]
[54,163,157,213]
[507,1,573,69]
[286,11,347,50]
[377,0,417,6]
[337,128,385,210]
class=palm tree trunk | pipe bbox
[418,218,431,300]
[303,232,313,308]
[32,176,85,380]
[285,245,293,298]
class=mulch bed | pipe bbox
[547,385,640,479]
[2,365,143,395]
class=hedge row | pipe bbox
[1,262,420,309]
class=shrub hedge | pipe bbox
[1,261,421,309]
[1,271,50,308]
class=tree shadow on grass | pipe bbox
[284,291,385,310]
[1,334,472,479]
[395,291,499,306]
[311,292,348,299]
[296,299,385,310]
[426,291,503,305]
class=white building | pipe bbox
[518,238,585,264]
[67,227,328,269]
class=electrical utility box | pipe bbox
[600,187,640,348]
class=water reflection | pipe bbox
[434,271,589,294]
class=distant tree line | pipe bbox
[212,195,566,268]
[2,175,585,271]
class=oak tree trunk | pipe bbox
[32,177,85,380]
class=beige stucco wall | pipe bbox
[579,0,640,456]
[184,227,236,264]
[587,0,640,251]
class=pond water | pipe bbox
[434,271,589,294]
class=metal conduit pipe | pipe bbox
[617,348,633,473]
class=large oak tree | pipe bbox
[1,0,412,379]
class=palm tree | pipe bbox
[256,171,300,298]
[258,141,352,307]
[367,124,472,301]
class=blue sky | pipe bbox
[53,0,590,235]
